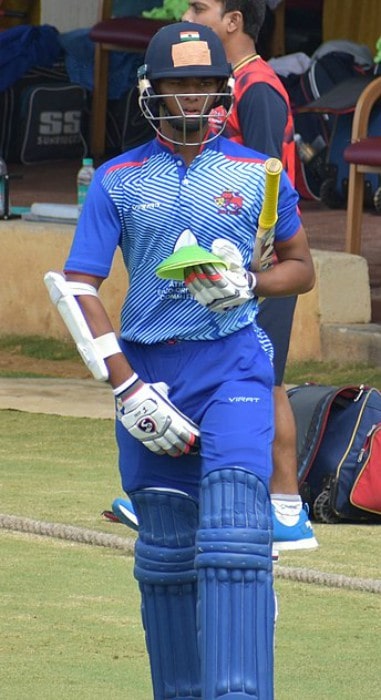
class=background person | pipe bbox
[182,0,318,550]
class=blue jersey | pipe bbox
[65,135,301,344]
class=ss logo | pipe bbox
[39,111,81,135]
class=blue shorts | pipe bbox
[116,325,274,502]
[256,295,297,386]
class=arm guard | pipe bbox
[44,271,121,381]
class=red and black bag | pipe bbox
[350,424,381,516]
[287,383,381,523]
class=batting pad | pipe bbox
[130,488,201,700]
[196,468,275,700]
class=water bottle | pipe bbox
[0,156,8,219]
[77,157,95,213]
[294,133,316,163]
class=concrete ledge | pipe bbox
[2,221,378,364]
[1,219,126,337]
[320,324,381,364]
[311,249,371,324]
[289,249,372,362]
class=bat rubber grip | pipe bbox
[258,157,283,231]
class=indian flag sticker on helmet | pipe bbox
[180,31,200,42]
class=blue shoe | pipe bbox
[112,496,280,561]
[272,503,318,551]
[112,497,139,532]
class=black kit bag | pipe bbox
[0,87,14,159]
[105,85,155,155]
[288,383,381,524]
[296,74,381,209]
[4,65,87,164]
[280,41,375,201]
[292,49,363,145]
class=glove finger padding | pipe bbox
[116,379,200,457]
[185,264,230,305]
[211,238,245,271]
[185,262,256,313]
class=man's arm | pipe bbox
[184,165,314,312]
[184,225,314,313]
[252,225,315,298]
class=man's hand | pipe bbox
[115,376,200,457]
[184,239,256,313]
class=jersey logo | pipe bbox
[214,190,243,215]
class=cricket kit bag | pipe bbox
[297,74,381,209]
[105,85,155,156]
[0,87,13,159]
[280,40,376,202]
[2,65,87,164]
[287,383,381,523]
[59,27,153,157]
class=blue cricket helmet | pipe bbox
[137,22,234,147]
[143,21,232,80]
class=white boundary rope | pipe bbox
[0,513,135,552]
[274,565,381,594]
[1,513,381,594]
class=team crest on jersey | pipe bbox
[214,190,243,215]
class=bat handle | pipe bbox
[258,157,283,231]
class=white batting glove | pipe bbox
[184,239,256,313]
[114,374,200,457]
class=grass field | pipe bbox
[0,336,380,697]
[0,334,380,386]
[1,410,381,699]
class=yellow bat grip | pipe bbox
[258,157,283,232]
